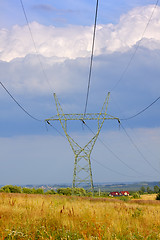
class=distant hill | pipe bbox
[3,181,158,192]
[93,181,160,192]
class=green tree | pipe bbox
[22,187,34,194]
[139,186,145,194]
[57,188,72,196]
[34,188,44,194]
[154,185,159,193]
[57,187,86,196]
[156,189,160,200]
[1,185,21,193]
[147,186,152,194]
[45,189,56,195]
[72,188,86,196]
[132,192,141,199]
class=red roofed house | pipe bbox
[109,192,121,197]
[120,191,130,196]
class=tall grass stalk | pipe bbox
[0,193,160,239]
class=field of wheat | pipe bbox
[0,193,160,239]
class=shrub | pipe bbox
[1,185,21,193]
[119,196,129,202]
[22,187,34,194]
[57,188,72,196]
[72,188,86,196]
[45,189,56,195]
[34,188,44,194]
[156,191,160,200]
[132,192,141,199]
[57,187,86,196]
[154,185,159,193]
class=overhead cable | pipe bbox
[91,157,137,178]
[111,0,159,91]
[120,122,160,175]
[120,96,160,120]
[84,0,99,116]
[0,81,42,122]
[46,120,65,137]
[46,120,138,178]
[0,80,65,136]
[83,121,147,177]
[20,0,53,91]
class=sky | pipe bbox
[0,0,160,186]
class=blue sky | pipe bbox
[0,0,160,186]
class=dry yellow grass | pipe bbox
[140,194,157,200]
[0,193,160,239]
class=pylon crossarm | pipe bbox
[45,113,119,121]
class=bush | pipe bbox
[119,196,129,202]
[57,187,86,196]
[154,185,159,193]
[132,192,141,199]
[72,188,86,196]
[33,188,44,194]
[57,188,72,196]
[1,185,21,193]
[156,190,160,200]
[22,187,34,194]
[45,189,56,195]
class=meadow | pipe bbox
[0,193,160,239]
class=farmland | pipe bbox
[0,193,160,239]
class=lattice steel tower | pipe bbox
[45,92,120,192]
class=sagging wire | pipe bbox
[83,0,99,117]
[0,81,42,122]
[111,0,159,91]
[120,122,160,175]
[120,96,160,120]
[20,0,53,92]
[82,120,149,177]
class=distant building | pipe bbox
[120,191,130,196]
[109,191,130,197]
[109,191,121,197]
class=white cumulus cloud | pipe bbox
[1,5,160,62]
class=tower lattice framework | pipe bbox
[45,92,120,192]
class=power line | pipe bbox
[91,157,137,178]
[120,122,160,175]
[0,80,65,136]
[111,0,159,91]
[111,94,160,169]
[0,81,42,122]
[20,0,53,92]
[84,0,99,116]
[46,118,135,178]
[83,121,147,177]
[46,120,65,137]
[120,96,160,120]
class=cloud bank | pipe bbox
[0,5,160,62]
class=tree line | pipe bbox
[0,184,160,199]
[0,185,88,196]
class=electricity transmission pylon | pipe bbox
[45,92,120,192]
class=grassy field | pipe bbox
[138,194,157,200]
[0,193,160,239]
